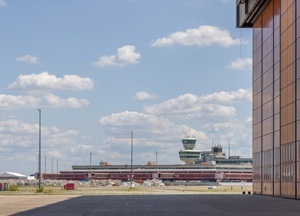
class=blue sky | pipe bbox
[0,0,252,175]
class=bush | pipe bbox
[8,185,19,191]
[36,186,44,193]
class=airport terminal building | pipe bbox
[237,0,300,198]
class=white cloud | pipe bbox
[151,25,247,47]
[70,144,93,154]
[0,119,78,150]
[41,94,90,108]
[220,0,231,3]
[144,89,251,120]
[201,89,252,103]
[0,0,6,7]
[93,45,141,67]
[16,54,39,64]
[0,94,89,110]
[227,57,252,70]
[134,91,158,100]
[0,118,83,173]
[245,117,252,125]
[99,111,207,140]
[98,111,208,164]
[8,71,94,91]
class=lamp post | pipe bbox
[90,152,92,174]
[38,108,42,190]
[130,130,134,188]
[156,151,158,172]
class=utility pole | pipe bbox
[45,155,46,174]
[130,130,134,188]
[38,108,42,190]
[90,152,92,173]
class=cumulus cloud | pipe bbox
[98,109,252,164]
[245,117,252,125]
[134,91,158,100]
[8,71,94,91]
[99,111,207,140]
[0,0,6,7]
[202,118,252,156]
[0,94,89,110]
[16,54,39,64]
[0,118,83,173]
[144,89,251,120]
[93,45,141,67]
[227,57,252,70]
[220,0,231,3]
[151,25,246,47]
[201,89,252,103]
[98,111,208,164]
[0,119,78,152]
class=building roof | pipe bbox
[0,172,27,178]
[236,0,271,27]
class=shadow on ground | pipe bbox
[13,194,300,216]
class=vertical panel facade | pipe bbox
[280,0,296,198]
[237,0,299,199]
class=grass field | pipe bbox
[0,185,252,195]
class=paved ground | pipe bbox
[1,194,300,216]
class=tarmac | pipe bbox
[0,194,300,216]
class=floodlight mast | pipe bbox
[38,108,43,190]
[130,130,134,188]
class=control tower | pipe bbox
[179,137,201,164]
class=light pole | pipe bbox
[90,152,92,173]
[156,151,158,172]
[38,108,42,190]
[130,130,134,188]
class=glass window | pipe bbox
[281,49,288,70]
[287,83,295,105]
[297,100,300,120]
[274,62,280,80]
[281,125,288,145]
[281,106,288,126]
[254,94,262,110]
[287,122,296,143]
[287,63,295,86]
[274,96,280,114]
[287,23,295,48]
[287,44,295,66]
[274,79,280,97]
[274,44,280,63]
[253,78,262,95]
[297,80,300,100]
[287,103,295,123]
[274,113,280,131]
[281,29,288,51]
[281,68,288,88]
[281,86,288,107]
[253,62,262,81]
[274,131,280,148]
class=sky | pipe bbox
[0,0,253,175]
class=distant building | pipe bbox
[237,0,300,199]
[0,172,28,180]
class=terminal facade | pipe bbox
[237,0,300,199]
